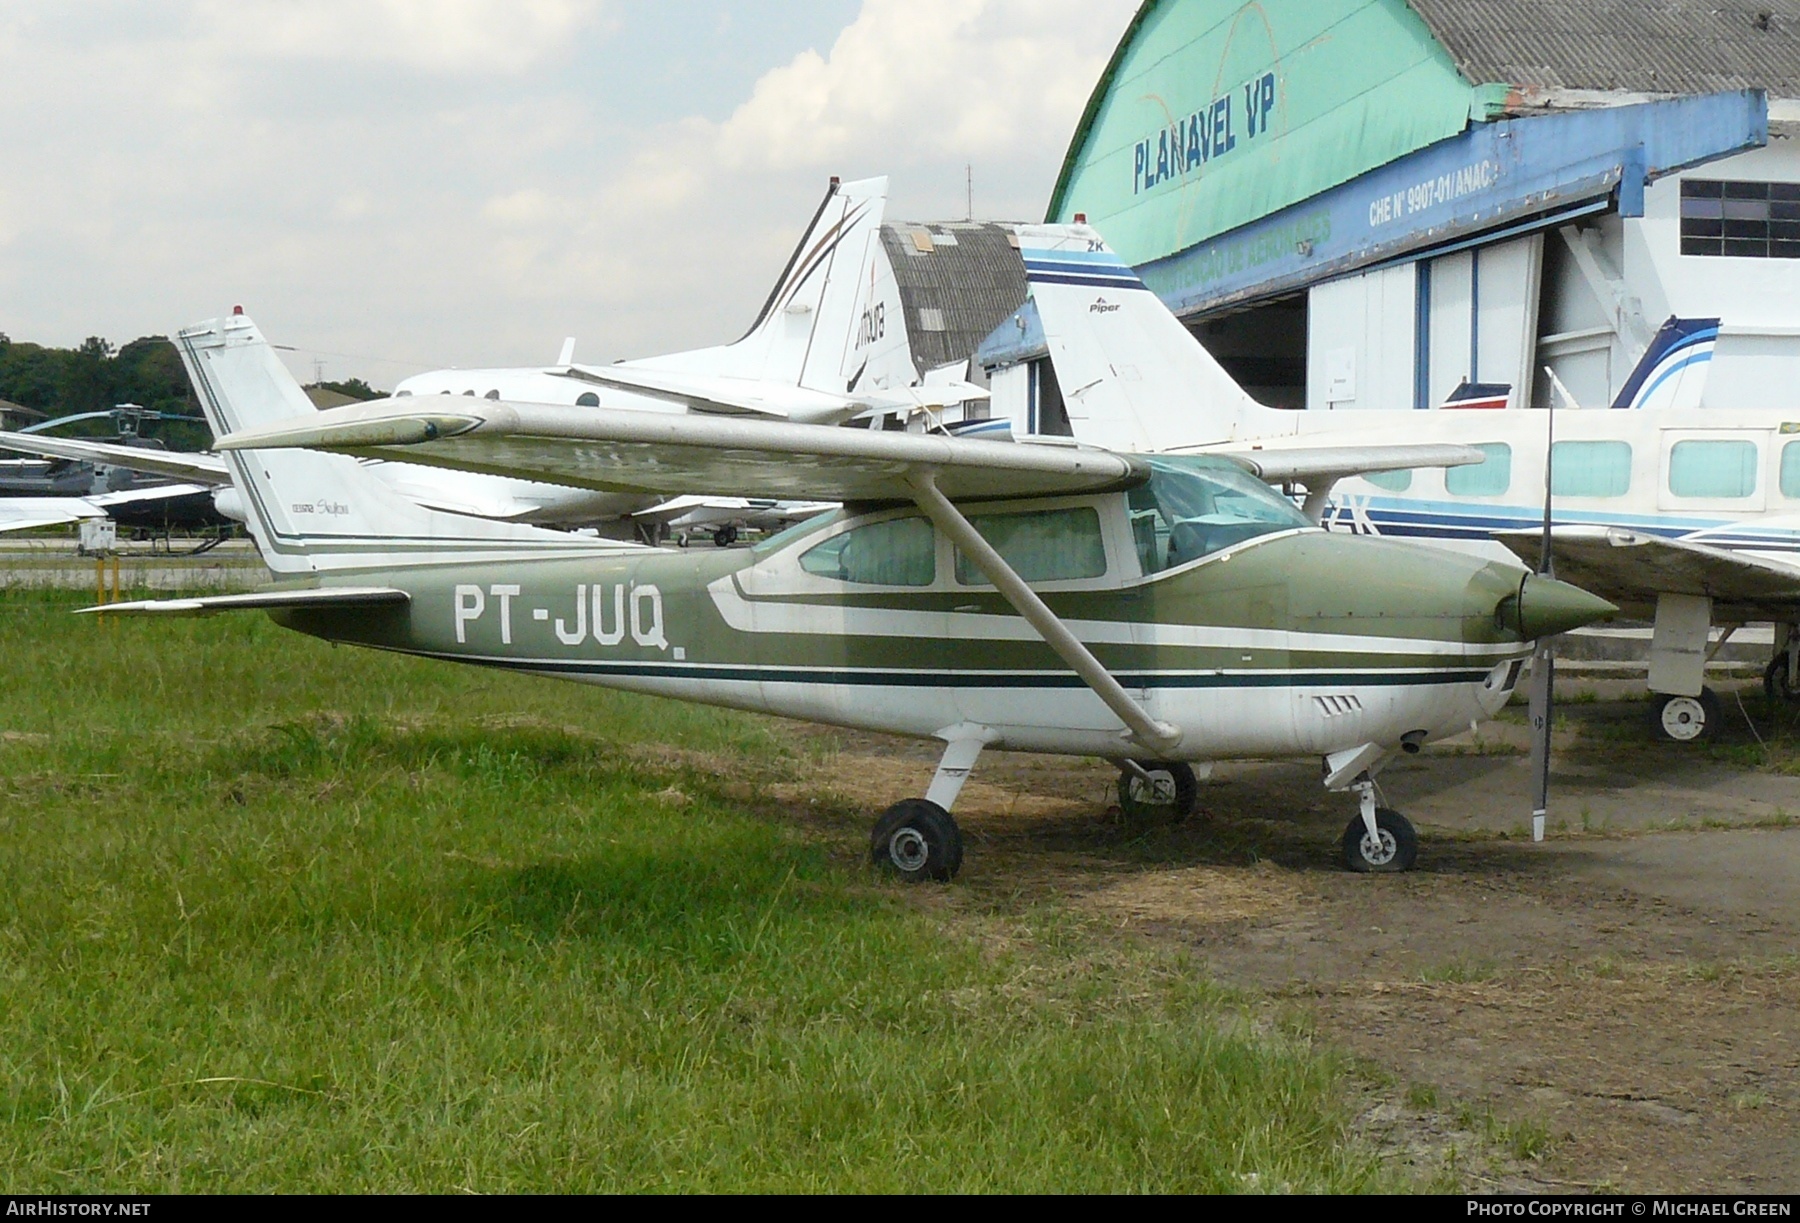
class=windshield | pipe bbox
[1128,456,1312,574]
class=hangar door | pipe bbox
[1306,233,1544,411]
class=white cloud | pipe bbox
[0,0,1138,386]
[191,0,611,74]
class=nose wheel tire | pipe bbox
[1651,688,1721,743]
[871,798,963,882]
[1341,807,1418,873]
[1117,761,1199,823]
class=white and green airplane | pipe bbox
[95,310,1613,878]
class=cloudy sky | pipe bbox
[0,0,1140,387]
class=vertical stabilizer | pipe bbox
[627,176,909,394]
[176,313,606,575]
[1610,316,1721,409]
[1015,224,1279,451]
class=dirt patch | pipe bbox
[783,706,1800,1193]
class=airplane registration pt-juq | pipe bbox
[93,273,1613,881]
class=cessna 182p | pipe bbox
[1017,225,1800,744]
[0,177,924,542]
[93,310,1612,878]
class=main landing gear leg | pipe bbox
[1766,623,1800,704]
[870,727,990,883]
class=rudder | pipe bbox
[177,312,599,574]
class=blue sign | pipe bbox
[1135,91,1767,317]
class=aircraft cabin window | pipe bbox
[955,506,1106,585]
[1363,469,1411,492]
[1668,439,1759,498]
[1444,443,1512,497]
[1782,442,1800,498]
[576,392,600,407]
[1551,440,1632,498]
[1127,456,1312,574]
[799,515,934,586]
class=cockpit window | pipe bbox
[954,506,1107,585]
[1128,456,1311,574]
[799,515,935,586]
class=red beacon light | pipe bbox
[1074,213,1087,223]
[232,305,243,315]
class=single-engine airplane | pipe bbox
[96,311,1612,878]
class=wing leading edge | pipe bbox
[214,399,1145,503]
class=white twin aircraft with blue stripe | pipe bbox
[1018,224,1799,743]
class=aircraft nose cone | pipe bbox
[1498,574,1616,640]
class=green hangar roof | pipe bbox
[1046,0,1506,265]
[1047,1,1800,269]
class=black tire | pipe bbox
[870,798,963,882]
[1650,688,1721,743]
[1117,760,1199,822]
[713,525,739,548]
[1766,657,1800,704]
[1341,807,1419,873]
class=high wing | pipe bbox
[0,431,231,486]
[1495,526,1800,620]
[551,364,988,424]
[214,399,1143,503]
[88,483,216,508]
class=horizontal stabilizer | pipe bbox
[0,431,231,486]
[0,497,110,532]
[80,586,411,617]
[215,398,1139,504]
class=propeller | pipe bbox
[1527,371,1564,843]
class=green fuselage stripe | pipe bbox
[387,649,1493,689]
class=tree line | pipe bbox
[0,333,378,452]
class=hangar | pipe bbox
[977,0,1800,429]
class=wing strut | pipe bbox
[905,470,1183,755]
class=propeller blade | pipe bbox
[1527,637,1553,843]
[1530,364,1557,843]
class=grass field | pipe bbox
[0,589,1402,1192]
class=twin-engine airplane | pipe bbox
[1015,225,1800,744]
[96,311,1612,878]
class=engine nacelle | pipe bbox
[212,486,246,523]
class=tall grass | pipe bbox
[0,591,1394,1191]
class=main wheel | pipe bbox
[1651,688,1721,743]
[1766,657,1800,704]
[1117,761,1199,822]
[870,798,963,882]
[712,525,739,548]
[1341,807,1418,873]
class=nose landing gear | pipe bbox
[1340,776,1418,873]
[1116,759,1200,822]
